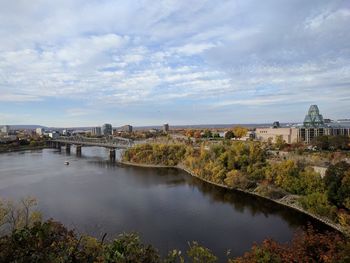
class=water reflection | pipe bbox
[0,148,332,261]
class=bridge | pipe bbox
[49,136,134,160]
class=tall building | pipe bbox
[35,127,44,136]
[303,105,324,128]
[102,124,112,136]
[120,125,133,133]
[91,127,102,136]
[1,125,10,134]
[163,123,169,132]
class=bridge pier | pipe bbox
[56,142,61,151]
[109,149,116,162]
[65,144,71,153]
[76,145,82,156]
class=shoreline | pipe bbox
[120,160,347,235]
[0,145,49,154]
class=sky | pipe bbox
[0,0,349,127]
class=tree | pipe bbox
[106,233,161,262]
[324,161,350,208]
[232,225,348,263]
[225,130,235,140]
[312,135,329,150]
[275,135,285,149]
[312,135,350,151]
[194,131,202,139]
[185,129,195,138]
[213,133,220,138]
[203,130,212,138]
[232,126,248,138]
[299,192,337,218]
[0,197,41,234]
[329,136,350,150]
[187,241,217,263]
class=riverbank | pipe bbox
[120,160,347,235]
[0,145,48,154]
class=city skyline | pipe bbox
[1,1,350,126]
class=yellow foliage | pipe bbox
[224,169,242,187]
[232,126,248,138]
[338,211,350,228]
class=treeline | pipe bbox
[184,126,248,139]
[123,143,187,166]
[2,221,349,263]
[1,199,349,263]
[0,137,47,152]
[312,135,350,151]
[123,142,350,230]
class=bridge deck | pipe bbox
[51,136,133,149]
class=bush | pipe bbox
[299,193,337,219]
[232,225,348,263]
[255,184,287,200]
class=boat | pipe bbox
[64,161,69,165]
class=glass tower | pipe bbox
[303,105,324,128]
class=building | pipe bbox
[256,127,299,144]
[163,123,169,132]
[256,105,350,144]
[102,124,112,136]
[62,129,71,136]
[48,132,59,139]
[1,125,10,134]
[303,105,324,128]
[120,125,133,133]
[272,121,280,128]
[298,127,350,144]
[91,127,102,136]
[35,128,44,136]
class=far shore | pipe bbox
[119,160,347,235]
[0,145,49,154]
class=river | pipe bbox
[0,147,331,260]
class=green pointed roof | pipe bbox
[303,105,324,128]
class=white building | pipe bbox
[36,128,44,136]
[1,125,10,134]
[62,129,72,136]
[48,132,59,139]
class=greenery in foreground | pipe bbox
[123,142,350,231]
[1,198,350,263]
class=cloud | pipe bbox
[0,93,41,102]
[0,0,349,125]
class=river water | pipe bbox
[0,147,330,260]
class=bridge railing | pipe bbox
[53,135,133,148]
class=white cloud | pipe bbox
[0,0,349,125]
[172,43,217,56]
[0,93,41,102]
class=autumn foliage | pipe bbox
[233,225,350,263]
